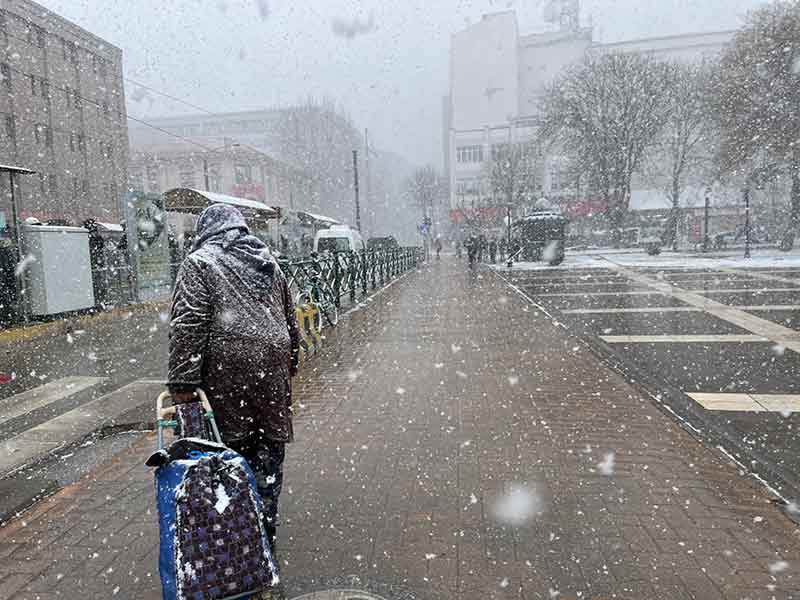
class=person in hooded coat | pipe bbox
[167,203,301,553]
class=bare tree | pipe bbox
[643,60,717,248]
[405,165,444,215]
[714,0,800,250]
[272,97,362,219]
[486,141,542,210]
[541,52,672,244]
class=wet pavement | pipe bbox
[1,256,800,599]
[504,250,800,501]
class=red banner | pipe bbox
[230,183,266,202]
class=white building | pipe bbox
[445,10,734,229]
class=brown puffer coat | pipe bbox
[167,204,300,443]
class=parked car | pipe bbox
[367,236,399,250]
[314,225,365,254]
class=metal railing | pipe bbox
[279,247,424,307]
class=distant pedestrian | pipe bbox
[168,204,301,557]
[434,236,443,260]
[489,238,497,264]
[499,238,507,261]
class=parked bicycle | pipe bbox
[294,260,339,330]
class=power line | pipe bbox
[124,77,217,116]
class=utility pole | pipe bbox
[703,186,711,253]
[744,185,751,259]
[353,150,361,232]
[365,128,371,237]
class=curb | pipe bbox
[0,299,170,345]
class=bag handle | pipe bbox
[156,388,223,449]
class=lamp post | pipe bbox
[744,185,751,259]
[506,205,513,268]
[703,185,711,253]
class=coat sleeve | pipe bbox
[281,271,301,376]
[168,257,213,392]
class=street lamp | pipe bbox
[744,185,751,259]
[506,206,513,268]
[703,185,711,253]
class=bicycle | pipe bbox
[294,261,339,330]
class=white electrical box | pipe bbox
[22,224,95,315]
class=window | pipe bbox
[235,164,253,185]
[549,163,564,193]
[82,179,89,195]
[491,143,508,161]
[45,125,52,148]
[34,124,41,144]
[49,173,57,193]
[41,78,49,98]
[456,145,484,164]
[30,74,36,95]
[4,116,14,141]
[1,63,10,90]
[69,132,75,151]
[38,173,45,194]
[64,85,71,104]
[72,176,79,197]
[36,27,45,49]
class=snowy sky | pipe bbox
[37,0,766,167]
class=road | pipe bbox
[502,249,800,501]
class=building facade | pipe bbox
[127,138,311,211]
[0,0,128,229]
[445,10,734,230]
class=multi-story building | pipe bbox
[445,10,735,236]
[0,0,128,228]
[127,137,311,211]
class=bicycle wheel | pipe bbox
[321,302,339,328]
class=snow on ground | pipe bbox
[494,249,800,272]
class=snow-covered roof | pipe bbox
[96,222,124,233]
[0,164,36,175]
[163,188,278,219]
[297,211,340,225]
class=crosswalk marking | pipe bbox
[0,376,106,426]
[0,379,163,476]
[561,304,800,315]
[689,287,799,295]
[536,290,660,297]
[688,392,800,413]
[563,307,701,314]
[601,261,800,353]
[721,267,800,287]
[600,334,768,344]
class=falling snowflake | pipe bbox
[492,484,543,526]
[508,375,519,386]
[598,452,615,476]
[396,387,405,395]
[769,560,788,574]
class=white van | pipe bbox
[313,225,365,254]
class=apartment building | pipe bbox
[0,0,128,231]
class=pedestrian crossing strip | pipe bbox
[688,392,800,413]
[0,377,162,476]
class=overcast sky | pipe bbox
[39,0,766,167]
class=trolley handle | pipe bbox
[156,388,223,449]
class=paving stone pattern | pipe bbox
[1,260,800,599]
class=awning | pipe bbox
[296,211,340,225]
[163,188,279,219]
[0,164,36,175]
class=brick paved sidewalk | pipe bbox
[2,258,800,600]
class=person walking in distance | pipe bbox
[489,237,498,264]
[167,204,301,559]
[434,236,443,260]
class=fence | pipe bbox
[279,247,424,307]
